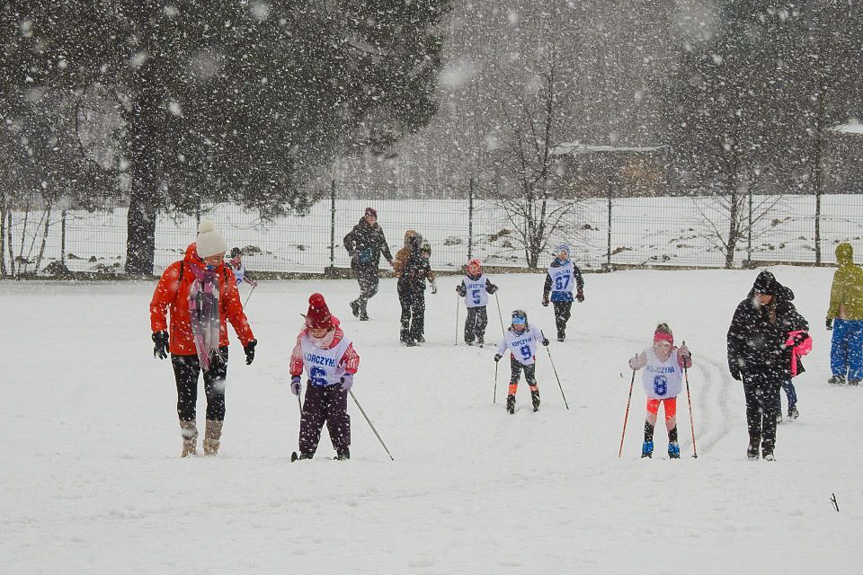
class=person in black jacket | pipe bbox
[727,270,808,461]
[397,237,437,346]
[343,207,393,321]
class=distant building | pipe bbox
[549,143,672,199]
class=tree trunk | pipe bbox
[35,202,52,274]
[0,193,6,277]
[725,191,740,269]
[7,209,15,277]
[124,90,160,277]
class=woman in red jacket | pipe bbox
[150,221,257,457]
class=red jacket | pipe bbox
[150,243,255,355]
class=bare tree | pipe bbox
[491,43,579,268]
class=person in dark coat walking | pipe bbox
[727,270,808,461]
[397,236,437,345]
[343,207,394,321]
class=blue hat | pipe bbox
[555,244,571,259]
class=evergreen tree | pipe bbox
[1,0,451,275]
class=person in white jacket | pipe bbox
[494,310,550,414]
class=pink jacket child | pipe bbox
[289,293,360,461]
[628,323,692,459]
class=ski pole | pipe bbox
[455,292,459,345]
[243,284,256,308]
[349,390,395,461]
[541,331,569,409]
[495,292,506,338]
[682,340,698,459]
[493,359,499,404]
[619,360,636,458]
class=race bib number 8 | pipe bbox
[653,375,668,396]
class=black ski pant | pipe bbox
[742,367,783,453]
[299,384,350,457]
[553,301,572,332]
[399,290,425,342]
[509,356,538,387]
[354,264,380,312]
[464,306,488,343]
[172,347,228,422]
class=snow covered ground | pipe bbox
[2,266,861,574]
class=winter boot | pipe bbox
[358,300,369,321]
[787,404,799,420]
[506,394,516,414]
[557,327,565,342]
[849,379,861,386]
[477,334,484,348]
[203,419,223,456]
[828,374,846,385]
[350,300,360,318]
[747,442,759,461]
[335,447,350,461]
[668,441,681,459]
[762,450,775,462]
[641,440,654,458]
[416,334,425,344]
[179,420,198,458]
[531,389,541,412]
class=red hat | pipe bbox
[653,329,673,346]
[364,207,377,219]
[305,293,333,330]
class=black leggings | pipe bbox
[510,356,537,385]
[172,348,228,421]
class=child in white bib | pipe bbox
[628,323,691,459]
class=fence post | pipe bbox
[468,177,474,260]
[747,182,753,263]
[606,191,612,269]
[61,208,67,268]
[330,179,336,269]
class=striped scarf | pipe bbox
[188,263,222,371]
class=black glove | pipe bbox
[826,318,833,331]
[456,285,466,297]
[576,289,585,303]
[488,284,498,295]
[542,296,549,307]
[152,331,169,360]
[244,339,257,365]
[494,354,502,363]
[542,338,550,346]
[792,332,809,346]
[730,369,742,381]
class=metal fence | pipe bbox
[2,186,862,277]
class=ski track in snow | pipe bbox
[2,268,862,574]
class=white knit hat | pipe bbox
[195,220,227,258]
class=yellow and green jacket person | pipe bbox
[828,243,863,320]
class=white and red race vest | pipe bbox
[463,274,490,308]
[548,261,575,296]
[301,334,352,387]
[499,325,544,366]
[641,347,683,399]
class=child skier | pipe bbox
[455,258,498,346]
[227,247,258,288]
[397,238,437,346]
[494,310,549,414]
[542,244,584,342]
[627,323,692,459]
[289,293,360,461]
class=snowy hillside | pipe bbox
[2,266,861,574]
